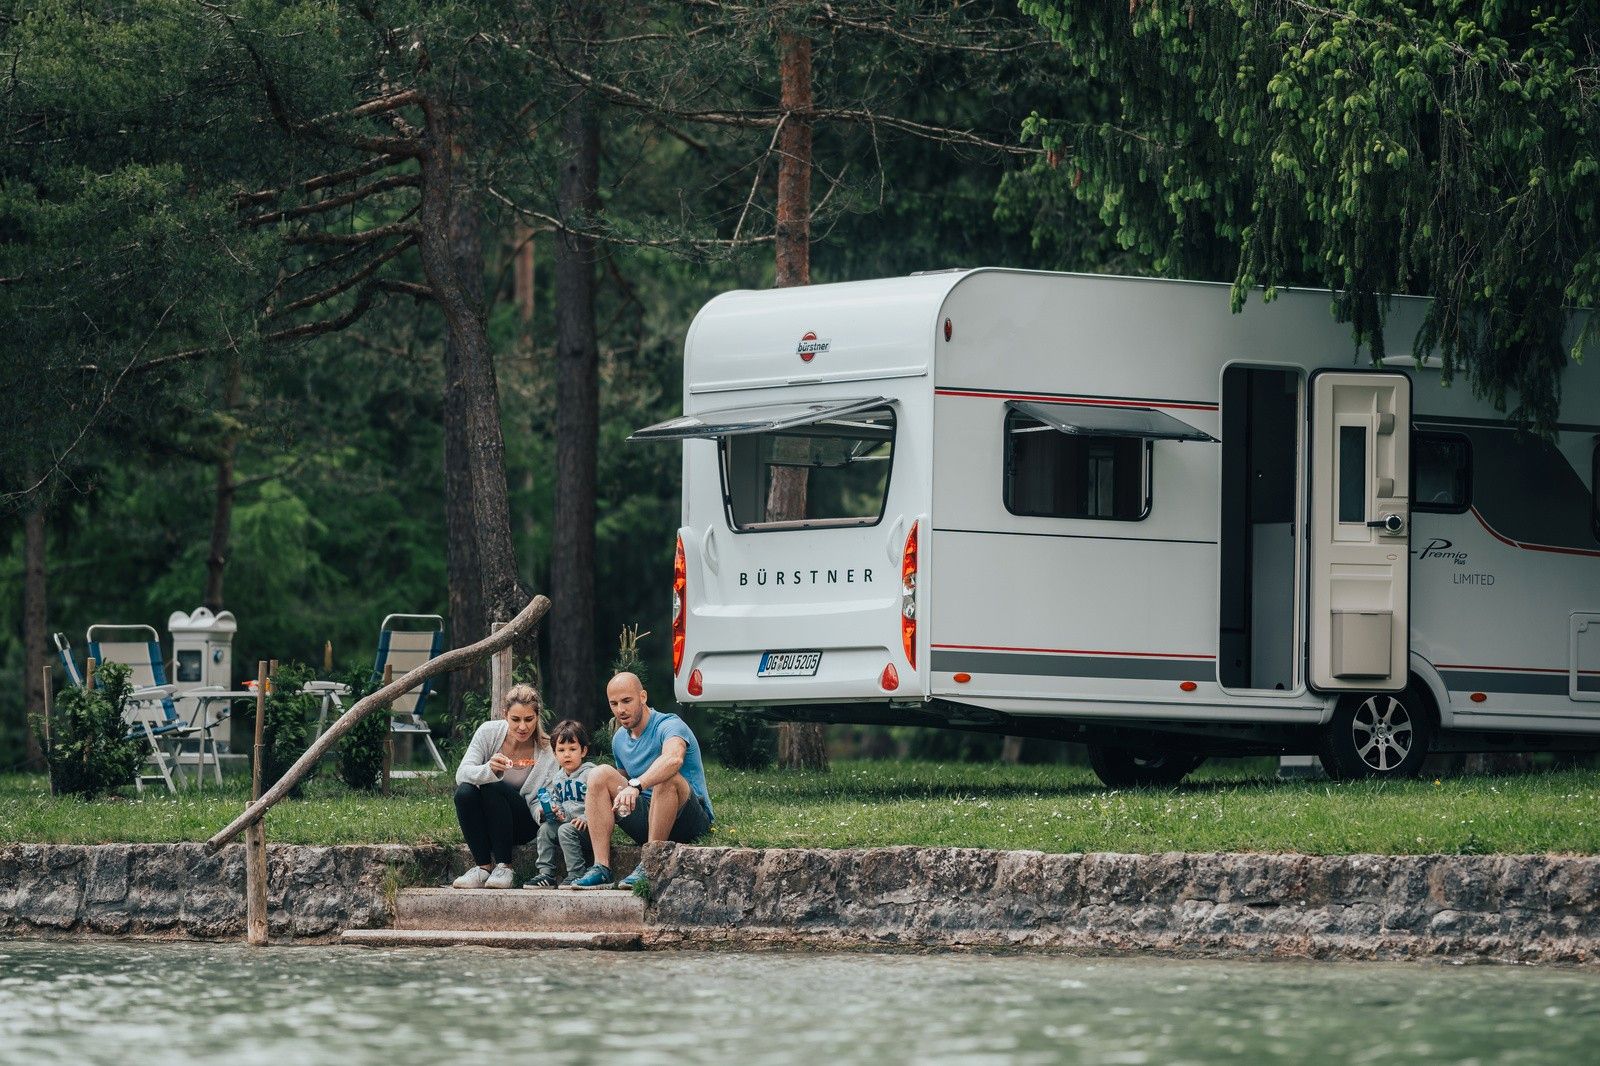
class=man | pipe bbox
[569,671,713,889]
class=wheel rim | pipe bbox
[1350,694,1415,772]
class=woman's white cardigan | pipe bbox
[454,719,560,822]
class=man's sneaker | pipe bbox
[567,864,613,890]
[452,866,491,889]
[522,873,557,890]
[484,863,516,889]
[618,865,647,891]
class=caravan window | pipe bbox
[1004,409,1151,521]
[1413,432,1471,513]
[720,406,895,531]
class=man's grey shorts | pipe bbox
[615,789,712,845]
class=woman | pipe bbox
[451,683,559,888]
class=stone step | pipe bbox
[395,886,645,933]
[437,845,643,888]
[341,928,642,950]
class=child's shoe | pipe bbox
[523,873,557,890]
[567,864,613,890]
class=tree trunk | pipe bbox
[415,100,525,652]
[204,355,243,612]
[22,493,47,770]
[774,31,813,289]
[773,30,828,772]
[778,718,829,771]
[549,4,602,727]
[443,136,490,734]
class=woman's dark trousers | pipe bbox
[454,781,537,866]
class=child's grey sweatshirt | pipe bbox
[549,761,597,819]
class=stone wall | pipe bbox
[0,843,456,941]
[643,844,1600,964]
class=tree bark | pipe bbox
[22,492,47,770]
[773,30,828,772]
[443,133,489,734]
[549,3,603,727]
[414,99,524,643]
[204,355,243,612]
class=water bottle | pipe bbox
[536,787,554,821]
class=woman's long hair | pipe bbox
[501,683,549,749]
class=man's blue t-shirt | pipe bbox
[612,709,713,821]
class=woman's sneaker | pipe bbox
[452,866,491,889]
[567,864,613,890]
[484,863,516,889]
[522,873,557,890]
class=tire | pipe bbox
[1087,745,1206,788]
[1317,683,1434,781]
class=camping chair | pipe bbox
[52,632,84,687]
[86,624,200,794]
[370,614,448,776]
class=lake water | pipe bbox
[1,942,1597,1064]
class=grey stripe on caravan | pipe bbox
[1439,670,1571,696]
[931,650,1204,681]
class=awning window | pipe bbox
[629,396,890,442]
[1006,400,1216,443]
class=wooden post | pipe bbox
[323,641,333,675]
[245,659,269,947]
[41,665,53,793]
[489,621,510,718]
[380,663,393,793]
[85,656,95,692]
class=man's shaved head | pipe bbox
[607,672,649,734]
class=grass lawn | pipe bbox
[9,755,1600,857]
[3,761,1600,855]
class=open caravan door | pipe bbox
[1307,371,1411,693]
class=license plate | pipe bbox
[758,650,822,677]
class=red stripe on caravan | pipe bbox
[1435,663,1600,676]
[932,642,1215,661]
[1470,506,1600,559]
[934,388,1219,412]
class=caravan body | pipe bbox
[636,270,1600,779]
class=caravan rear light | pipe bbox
[687,668,703,697]
[1179,681,1198,692]
[880,663,900,691]
[672,535,686,675]
[901,521,919,668]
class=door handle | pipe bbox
[1367,513,1406,535]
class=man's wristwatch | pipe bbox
[627,777,644,792]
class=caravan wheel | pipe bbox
[1086,745,1206,789]
[1318,686,1433,781]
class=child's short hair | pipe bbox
[550,718,591,752]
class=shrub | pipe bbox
[43,662,145,797]
[706,709,776,771]
[260,662,319,796]
[336,667,386,792]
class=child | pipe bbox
[524,719,598,888]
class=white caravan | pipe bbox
[631,270,1600,785]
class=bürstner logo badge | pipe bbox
[797,331,831,362]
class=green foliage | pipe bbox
[260,662,318,796]
[705,710,776,771]
[1014,0,1600,432]
[336,667,387,793]
[42,663,144,798]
